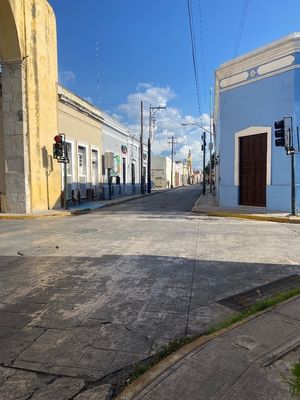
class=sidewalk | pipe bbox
[117,295,300,400]
[192,192,300,224]
[0,188,172,220]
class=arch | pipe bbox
[0,0,21,61]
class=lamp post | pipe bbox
[181,122,212,195]
[148,105,167,193]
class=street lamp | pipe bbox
[148,105,167,193]
[181,122,213,195]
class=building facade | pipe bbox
[58,86,103,202]
[58,86,147,204]
[0,0,149,214]
[151,155,175,189]
[215,33,300,212]
[100,110,148,198]
[151,155,190,189]
[0,0,60,213]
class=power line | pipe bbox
[96,41,101,108]
[229,0,250,78]
[197,0,207,106]
[187,0,202,116]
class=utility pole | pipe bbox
[168,135,177,188]
[140,101,145,194]
[148,105,167,193]
[202,131,206,195]
[209,86,213,193]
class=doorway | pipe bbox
[239,133,267,207]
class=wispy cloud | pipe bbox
[84,96,93,104]
[59,70,76,86]
[117,83,212,169]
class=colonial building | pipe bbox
[0,0,147,214]
[0,0,59,213]
[100,108,148,198]
[151,155,174,189]
[151,155,190,189]
[58,85,147,204]
[214,33,300,212]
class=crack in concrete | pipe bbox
[185,221,201,336]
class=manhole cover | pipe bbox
[218,274,300,312]
[73,228,100,234]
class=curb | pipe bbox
[192,209,300,224]
[191,195,300,224]
[115,294,300,400]
[0,211,72,220]
[0,187,183,220]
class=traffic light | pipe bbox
[274,120,285,147]
[53,135,64,159]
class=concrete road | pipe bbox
[1,185,300,398]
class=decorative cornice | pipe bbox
[217,33,300,78]
[58,85,103,122]
[57,84,139,141]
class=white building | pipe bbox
[151,155,176,188]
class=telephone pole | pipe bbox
[209,86,213,193]
[140,101,145,194]
[148,105,167,193]
[168,135,177,188]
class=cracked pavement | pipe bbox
[1,185,300,398]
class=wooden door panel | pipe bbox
[239,133,267,207]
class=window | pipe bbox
[66,142,73,177]
[78,145,87,177]
[91,149,99,185]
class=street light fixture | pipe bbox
[148,105,167,193]
[181,122,213,195]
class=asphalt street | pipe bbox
[1,185,300,399]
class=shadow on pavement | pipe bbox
[0,254,299,382]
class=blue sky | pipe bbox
[48,0,300,167]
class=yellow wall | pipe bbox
[0,0,60,212]
[0,87,6,210]
[23,0,60,210]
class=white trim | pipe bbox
[234,127,271,186]
[219,64,300,93]
[218,33,300,77]
[77,141,89,183]
[219,55,295,90]
[91,145,100,184]
[65,137,75,180]
[60,138,75,190]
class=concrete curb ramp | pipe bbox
[116,294,300,400]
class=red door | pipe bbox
[239,133,267,207]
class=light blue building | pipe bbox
[214,33,300,212]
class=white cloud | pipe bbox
[59,70,76,85]
[84,96,93,104]
[116,83,212,169]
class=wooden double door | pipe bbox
[239,133,267,207]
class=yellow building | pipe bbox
[0,0,143,213]
[0,0,60,213]
[58,86,103,202]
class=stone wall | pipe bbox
[0,0,60,213]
